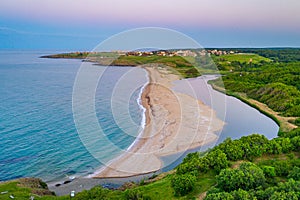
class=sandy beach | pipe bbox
[94,64,224,178]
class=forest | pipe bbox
[210,48,300,132]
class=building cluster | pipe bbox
[206,49,236,56]
[118,49,237,57]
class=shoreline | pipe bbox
[209,82,297,132]
[127,74,149,151]
[93,64,224,178]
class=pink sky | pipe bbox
[1,0,300,31]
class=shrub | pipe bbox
[262,166,276,177]
[216,162,265,192]
[171,173,196,196]
[288,166,300,181]
[274,160,290,176]
[124,189,151,200]
[206,149,228,172]
[74,186,109,200]
[205,192,234,200]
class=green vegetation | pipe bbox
[235,48,300,62]
[0,178,62,200]
[212,53,271,71]
[210,48,300,132]
[41,52,90,59]
[171,173,197,196]
[41,52,118,59]
[111,55,200,78]
[42,52,201,78]
[70,129,299,200]
[2,128,299,199]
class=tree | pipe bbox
[275,138,293,153]
[216,138,244,161]
[254,187,276,200]
[231,189,254,200]
[176,152,209,174]
[288,166,300,181]
[205,192,234,200]
[277,179,300,193]
[266,139,282,154]
[239,134,268,159]
[291,136,300,151]
[171,173,196,196]
[206,149,228,172]
[274,160,290,176]
[270,191,298,200]
[216,162,265,192]
[262,166,276,177]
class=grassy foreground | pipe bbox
[2,130,299,199]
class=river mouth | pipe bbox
[173,75,279,142]
[49,74,279,196]
[160,75,279,172]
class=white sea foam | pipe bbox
[127,72,149,151]
[86,69,149,178]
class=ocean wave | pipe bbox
[127,72,149,151]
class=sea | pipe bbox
[0,50,148,182]
[0,50,279,184]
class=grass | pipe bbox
[111,55,200,78]
[126,171,216,200]
[0,181,32,199]
[42,52,201,78]
[0,178,69,200]
[1,153,298,199]
[215,53,272,64]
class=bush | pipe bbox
[171,173,196,196]
[206,149,228,172]
[239,134,268,159]
[291,136,300,151]
[205,192,234,200]
[274,160,290,176]
[216,138,244,161]
[288,166,300,181]
[216,162,265,192]
[231,189,253,200]
[266,139,282,154]
[262,166,276,177]
[74,186,109,200]
[124,189,151,200]
[275,138,293,153]
[270,191,298,200]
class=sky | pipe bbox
[0,0,300,50]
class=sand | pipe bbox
[93,64,224,178]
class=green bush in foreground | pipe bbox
[205,192,234,200]
[74,186,110,200]
[124,189,151,200]
[288,166,300,181]
[216,162,266,192]
[171,173,196,196]
[262,166,276,177]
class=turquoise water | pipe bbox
[0,51,147,182]
[0,51,279,184]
